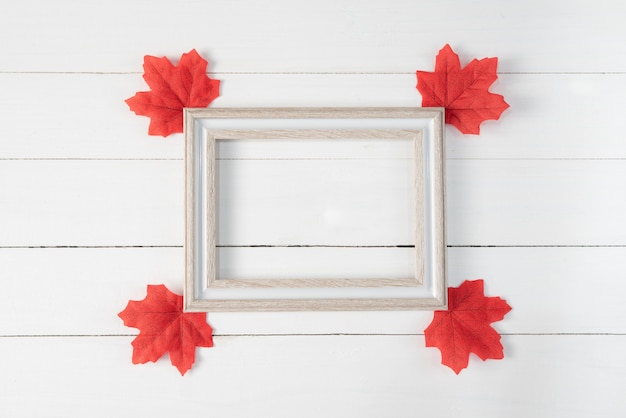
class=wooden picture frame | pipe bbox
[184,108,446,311]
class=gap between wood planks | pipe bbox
[1,71,626,75]
[0,333,625,338]
[5,157,626,161]
[0,245,182,249]
[3,245,626,249]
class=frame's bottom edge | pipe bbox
[183,297,447,312]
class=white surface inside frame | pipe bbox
[184,108,446,311]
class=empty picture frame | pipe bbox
[184,108,446,311]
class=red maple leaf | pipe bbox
[118,284,214,375]
[125,49,220,137]
[416,44,509,134]
[424,279,512,374]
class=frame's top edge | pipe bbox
[185,107,444,119]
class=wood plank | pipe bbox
[1,247,625,335]
[0,74,182,159]
[2,159,626,247]
[0,160,184,246]
[1,0,626,72]
[0,248,185,336]
[1,73,626,160]
[446,159,626,246]
[0,335,624,417]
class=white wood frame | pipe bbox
[184,108,446,311]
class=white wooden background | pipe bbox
[2,0,626,416]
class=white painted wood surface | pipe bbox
[1,336,625,417]
[1,1,624,416]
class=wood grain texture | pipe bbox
[187,107,445,119]
[184,108,444,310]
[208,128,423,140]
[184,108,198,311]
